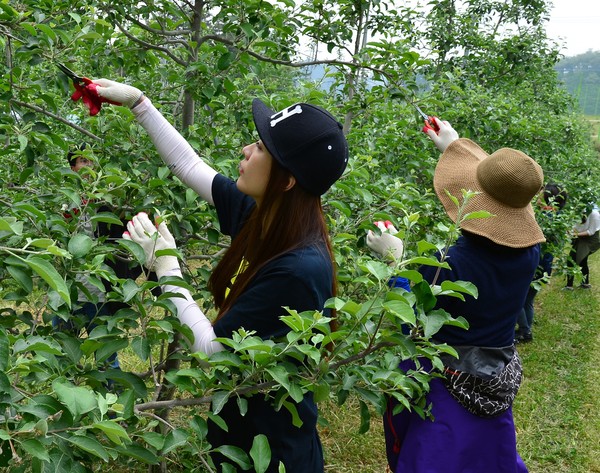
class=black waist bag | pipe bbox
[440,345,522,418]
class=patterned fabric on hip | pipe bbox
[440,345,522,418]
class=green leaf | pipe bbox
[358,400,371,434]
[417,240,439,254]
[141,432,165,450]
[217,51,235,70]
[383,300,416,325]
[444,189,460,207]
[0,216,23,236]
[313,381,330,403]
[162,428,188,454]
[462,210,493,221]
[404,256,450,268]
[363,260,391,281]
[34,418,48,436]
[214,445,251,470]
[131,336,150,361]
[36,24,57,42]
[440,280,478,298]
[250,434,271,473]
[26,238,54,249]
[21,439,50,462]
[17,135,28,153]
[211,391,230,415]
[95,339,129,363]
[0,330,8,371]
[52,379,97,418]
[91,212,124,226]
[281,400,302,428]
[115,443,159,464]
[61,337,83,364]
[423,310,450,339]
[118,239,146,266]
[92,421,130,445]
[122,279,142,302]
[412,280,437,312]
[65,434,110,461]
[12,336,63,355]
[329,200,352,217]
[207,412,228,432]
[22,256,71,308]
[395,270,423,284]
[78,32,104,40]
[266,366,290,390]
[69,12,82,23]
[0,2,18,19]
[6,265,32,292]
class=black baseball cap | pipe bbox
[252,99,349,196]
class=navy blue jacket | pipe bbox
[420,232,540,347]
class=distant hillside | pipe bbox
[556,51,600,116]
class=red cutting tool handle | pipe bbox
[71,79,119,116]
[422,116,441,135]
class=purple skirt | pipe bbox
[384,363,528,473]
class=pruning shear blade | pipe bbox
[413,103,439,133]
[413,104,429,121]
[57,63,86,85]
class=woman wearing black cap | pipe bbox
[368,118,541,473]
[91,80,348,472]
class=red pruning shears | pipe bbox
[57,63,116,116]
[413,103,440,135]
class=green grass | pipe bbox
[512,253,600,473]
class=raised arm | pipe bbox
[123,212,224,355]
[94,79,217,204]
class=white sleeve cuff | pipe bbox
[161,278,225,355]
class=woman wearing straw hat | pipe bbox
[369,118,543,473]
[83,79,348,473]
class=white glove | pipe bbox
[123,212,180,278]
[93,79,144,108]
[367,221,404,262]
[426,117,459,152]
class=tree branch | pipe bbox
[9,99,103,142]
[134,340,397,412]
[114,21,188,67]
[135,380,277,411]
[122,12,193,37]
[199,34,391,79]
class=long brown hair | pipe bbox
[208,159,337,326]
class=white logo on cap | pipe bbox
[270,104,303,127]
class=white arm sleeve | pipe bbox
[160,269,224,355]
[132,99,218,204]
[575,210,600,235]
[588,210,600,235]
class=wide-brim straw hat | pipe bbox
[433,138,545,248]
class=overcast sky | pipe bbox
[546,0,600,56]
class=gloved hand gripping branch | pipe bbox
[366,221,404,262]
[93,79,145,109]
[123,212,180,279]
[71,78,144,116]
[424,118,459,152]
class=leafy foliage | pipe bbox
[0,0,598,470]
